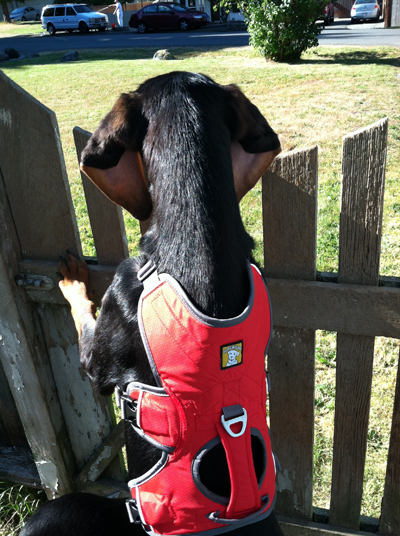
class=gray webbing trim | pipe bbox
[137,261,161,294]
[207,494,270,525]
[222,405,244,420]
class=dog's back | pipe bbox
[21,72,283,536]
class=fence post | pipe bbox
[262,146,318,520]
[330,117,388,529]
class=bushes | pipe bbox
[221,0,325,62]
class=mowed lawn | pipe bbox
[1,45,400,531]
[0,20,43,37]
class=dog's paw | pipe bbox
[58,252,96,316]
[59,251,89,285]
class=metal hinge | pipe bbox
[15,273,54,291]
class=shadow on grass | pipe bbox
[1,44,399,69]
[0,45,234,68]
[295,49,400,67]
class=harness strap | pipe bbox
[138,261,161,294]
[216,405,261,519]
[129,387,180,451]
[116,383,181,452]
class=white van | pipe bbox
[41,4,109,35]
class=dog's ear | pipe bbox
[80,93,152,221]
[224,84,281,201]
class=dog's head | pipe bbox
[80,72,281,221]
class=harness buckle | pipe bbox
[115,386,138,424]
[126,499,141,524]
[221,405,247,438]
[137,261,157,282]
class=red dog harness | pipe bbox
[116,262,277,536]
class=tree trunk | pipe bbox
[2,2,11,22]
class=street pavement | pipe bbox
[0,19,399,57]
[318,19,400,46]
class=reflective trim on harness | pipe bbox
[118,261,276,536]
[207,494,270,525]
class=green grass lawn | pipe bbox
[0,45,399,532]
[0,20,43,38]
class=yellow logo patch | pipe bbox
[221,341,243,370]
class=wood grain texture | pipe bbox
[73,127,129,265]
[35,304,120,473]
[0,160,75,497]
[269,327,315,519]
[76,420,126,485]
[277,515,376,536]
[0,73,124,492]
[339,118,388,286]
[380,349,400,536]
[330,118,388,529]
[18,259,400,338]
[263,147,318,519]
[19,259,116,308]
[263,146,318,280]
[264,278,400,339]
[0,71,81,261]
[0,254,75,497]
[330,334,374,527]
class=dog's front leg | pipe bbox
[58,253,96,362]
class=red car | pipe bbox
[129,2,209,33]
[322,1,334,24]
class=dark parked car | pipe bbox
[317,1,334,24]
[129,2,209,33]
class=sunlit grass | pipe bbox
[0,482,46,536]
[0,20,43,37]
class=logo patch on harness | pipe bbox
[221,341,243,370]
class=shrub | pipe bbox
[221,0,325,62]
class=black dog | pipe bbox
[21,72,282,536]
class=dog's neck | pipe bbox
[140,121,254,319]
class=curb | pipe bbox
[346,22,384,29]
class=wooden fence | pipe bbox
[0,71,399,535]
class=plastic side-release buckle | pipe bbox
[115,386,138,424]
[126,499,141,524]
[126,383,179,453]
[137,261,160,294]
[221,405,247,438]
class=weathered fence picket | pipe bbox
[330,119,388,528]
[380,359,400,536]
[263,146,318,519]
[73,127,129,266]
[0,71,125,498]
[0,71,398,535]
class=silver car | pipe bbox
[350,0,380,23]
[10,6,41,21]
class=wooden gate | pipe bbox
[0,71,399,535]
[0,71,127,499]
